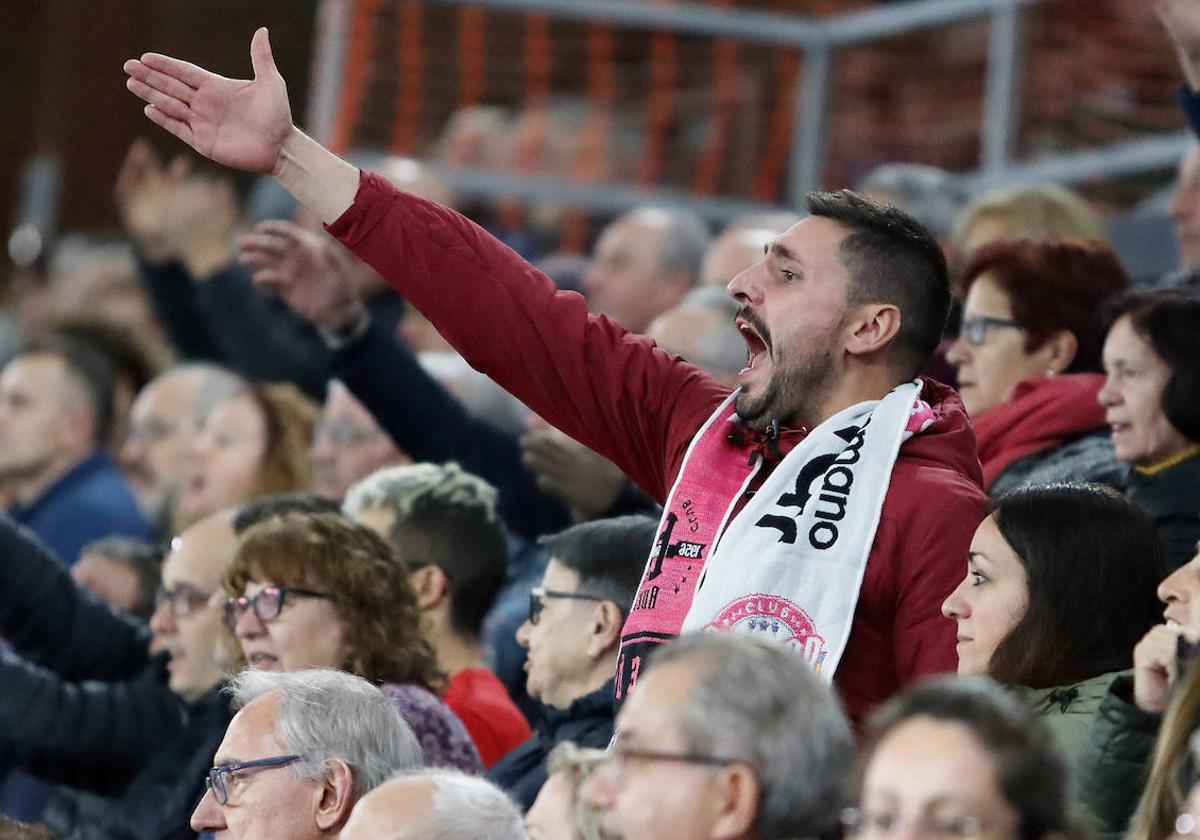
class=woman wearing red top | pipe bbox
[947,239,1130,496]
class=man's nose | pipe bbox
[190,787,227,831]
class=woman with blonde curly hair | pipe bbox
[175,382,318,529]
[223,510,482,771]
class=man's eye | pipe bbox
[782,270,796,281]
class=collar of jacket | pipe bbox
[538,679,616,740]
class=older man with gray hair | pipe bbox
[342,769,525,840]
[190,668,423,839]
[583,632,855,840]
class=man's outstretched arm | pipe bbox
[124,27,357,223]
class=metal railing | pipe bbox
[308,0,1189,221]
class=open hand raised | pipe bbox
[124,27,292,174]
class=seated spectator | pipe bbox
[1077,539,1200,839]
[582,632,854,840]
[223,511,483,771]
[942,483,1166,780]
[952,183,1108,261]
[646,286,744,390]
[191,668,424,838]
[699,218,792,289]
[856,163,970,254]
[71,536,161,620]
[120,363,246,537]
[341,769,525,840]
[946,239,1130,495]
[311,380,408,502]
[489,516,657,809]
[343,464,532,768]
[52,317,165,452]
[853,676,1076,840]
[0,510,238,838]
[1100,288,1200,568]
[582,206,710,334]
[0,337,150,565]
[176,382,318,528]
[525,742,606,840]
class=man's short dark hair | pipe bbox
[807,190,950,380]
[12,335,116,445]
[234,492,342,535]
[388,500,509,640]
[539,515,657,614]
[80,536,163,620]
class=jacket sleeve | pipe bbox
[0,514,151,682]
[1077,675,1161,840]
[135,256,223,362]
[891,476,989,681]
[332,319,573,539]
[327,174,728,502]
[0,650,183,776]
[191,261,331,400]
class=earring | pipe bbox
[1045,368,1058,377]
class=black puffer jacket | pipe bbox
[0,515,231,838]
[1127,453,1200,570]
[1077,675,1162,840]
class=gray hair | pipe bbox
[229,668,423,800]
[648,633,855,840]
[856,163,970,238]
[675,286,744,378]
[342,462,499,525]
[390,769,525,840]
[625,206,710,286]
[168,363,247,421]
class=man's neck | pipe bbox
[433,628,485,678]
[807,367,905,429]
[9,449,92,507]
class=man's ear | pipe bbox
[710,762,762,840]
[845,303,903,358]
[313,758,356,831]
[585,600,625,658]
[410,565,448,611]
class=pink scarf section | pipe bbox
[614,394,757,701]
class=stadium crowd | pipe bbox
[2,0,1200,838]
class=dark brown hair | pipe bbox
[224,511,443,692]
[987,483,1166,689]
[957,239,1130,373]
[1105,287,1200,443]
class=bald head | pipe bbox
[343,771,524,840]
[701,226,777,288]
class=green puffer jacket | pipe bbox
[1077,674,1162,840]
[1012,671,1129,784]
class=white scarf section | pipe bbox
[680,379,928,681]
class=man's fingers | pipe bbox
[254,220,307,245]
[238,232,290,259]
[127,78,192,122]
[251,269,287,289]
[238,250,281,271]
[131,64,197,104]
[143,105,195,148]
[130,53,215,89]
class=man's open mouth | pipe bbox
[737,317,769,371]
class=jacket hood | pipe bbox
[898,377,984,489]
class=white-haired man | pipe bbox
[190,668,423,839]
[342,769,525,840]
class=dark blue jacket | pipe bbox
[486,679,615,810]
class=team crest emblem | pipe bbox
[706,594,828,673]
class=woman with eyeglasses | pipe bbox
[222,510,483,771]
[945,238,1130,497]
[848,676,1078,840]
[1098,288,1200,569]
[941,483,1167,789]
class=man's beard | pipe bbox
[735,334,838,432]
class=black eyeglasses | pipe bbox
[840,807,984,840]
[224,585,332,630]
[606,744,742,786]
[528,587,605,625]
[958,315,1025,346]
[205,754,303,806]
[154,585,214,619]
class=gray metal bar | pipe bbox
[969,131,1193,193]
[823,0,1041,45]
[789,44,832,201]
[431,165,786,223]
[980,0,1021,176]
[306,0,349,145]
[419,0,823,47]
